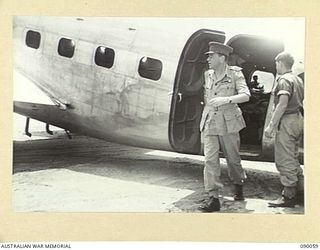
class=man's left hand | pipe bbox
[264,124,275,138]
[209,97,229,107]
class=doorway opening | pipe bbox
[169,29,225,154]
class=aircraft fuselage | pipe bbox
[13,17,303,162]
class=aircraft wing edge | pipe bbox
[14,101,74,131]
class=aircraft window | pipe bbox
[58,38,75,58]
[94,46,115,68]
[250,71,275,93]
[138,57,162,81]
[25,30,41,49]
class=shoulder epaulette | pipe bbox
[229,66,243,71]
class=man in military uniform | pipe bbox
[248,75,264,92]
[265,52,304,207]
[199,42,250,212]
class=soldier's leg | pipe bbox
[219,133,246,200]
[295,113,304,204]
[295,138,304,193]
[203,132,222,198]
[219,132,246,184]
[296,155,304,205]
[275,114,303,199]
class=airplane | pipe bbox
[13,16,304,162]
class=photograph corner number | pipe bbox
[300,244,319,249]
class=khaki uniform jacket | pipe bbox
[200,66,250,135]
[273,72,304,115]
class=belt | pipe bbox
[203,103,237,111]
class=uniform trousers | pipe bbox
[275,112,304,198]
[203,131,246,198]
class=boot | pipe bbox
[199,197,220,212]
[268,195,296,208]
[234,184,245,201]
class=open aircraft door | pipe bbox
[169,29,225,154]
[226,34,285,160]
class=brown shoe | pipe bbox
[199,197,220,212]
[234,184,245,201]
[268,196,296,208]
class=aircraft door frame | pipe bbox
[169,29,225,154]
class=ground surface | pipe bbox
[12,130,304,214]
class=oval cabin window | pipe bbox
[25,30,41,49]
[138,57,162,81]
[94,46,115,68]
[58,38,75,58]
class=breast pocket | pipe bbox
[223,108,246,133]
[219,80,235,96]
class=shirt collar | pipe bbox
[211,65,230,79]
[225,65,233,78]
[276,71,293,81]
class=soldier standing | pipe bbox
[199,42,250,212]
[265,52,304,207]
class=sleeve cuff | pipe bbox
[277,90,291,96]
[238,91,251,97]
